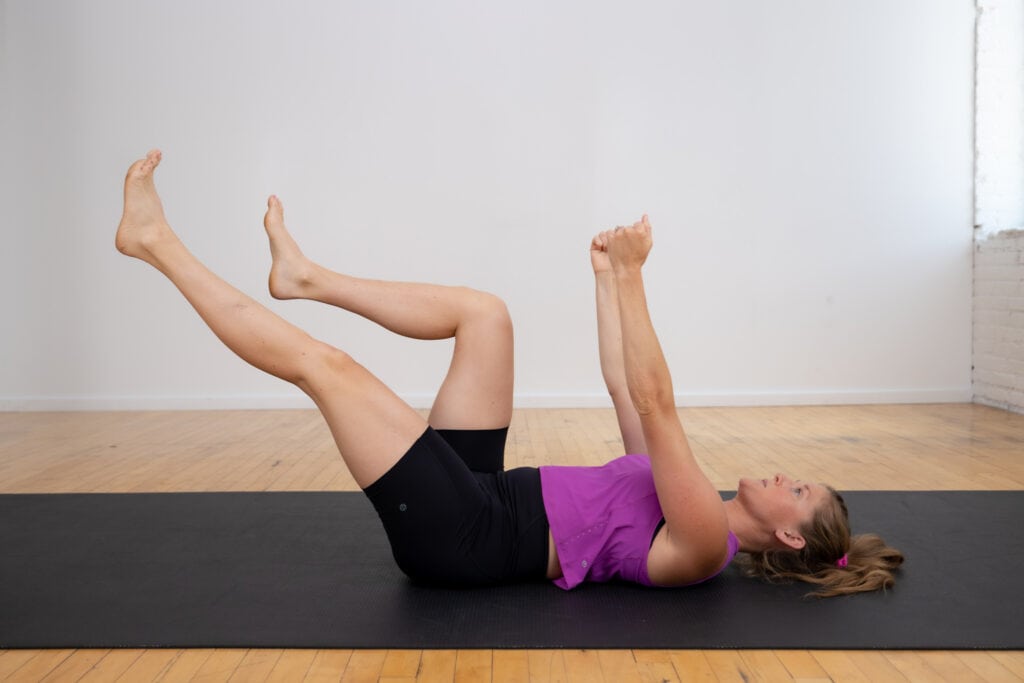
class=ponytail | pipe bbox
[743,487,904,598]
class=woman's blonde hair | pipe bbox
[743,487,904,598]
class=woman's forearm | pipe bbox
[595,272,627,395]
[596,270,647,453]
[613,267,675,416]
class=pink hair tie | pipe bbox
[836,553,849,568]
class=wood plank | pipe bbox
[190,649,249,683]
[627,650,680,682]
[304,650,354,682]
[812,650,872,683]
[738,650,793,681]
[0,650,73,682]
[669,650,717,681]
[884,651,948,682]
[635,657,680,683]
[158,649,217,682]
[339,650,387,683]
[492,650,528,683]
[415,650,456,683]
[561,649,604,683]
[116,648,184,682]
[843,651,909,682]
[527,650,567,683]
[77,649,146,682]
[990,652,1024,680]
[596,650,642,683]
[381,650,422,679]
[774,650,829,679]
[913,652,988,682]
[228,648,285,682]
[454,650,492,683]
[701,650,751,682]
[38,649,110,683]
[265,649,318,682]
[0,651,48,680]
[955,651,1023,682]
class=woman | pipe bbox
[116,150,902,597]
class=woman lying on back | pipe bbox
[116,150,903,596]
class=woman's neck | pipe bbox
[723,498,772,553]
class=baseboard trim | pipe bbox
[1,388,973,411]
[972,395,1024,415]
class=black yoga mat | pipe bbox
[1,490,1021,649]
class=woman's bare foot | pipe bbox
[264,196,318,299]
[115,149,175,260]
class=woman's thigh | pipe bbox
[428,293,514,431]
[301,344,429,489]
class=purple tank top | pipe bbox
[539,454,739,590]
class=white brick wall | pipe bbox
[973,0,1024,413]
[974,231,1024,412]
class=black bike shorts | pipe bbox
[363,426,549,587]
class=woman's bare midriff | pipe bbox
[546,531,562,580]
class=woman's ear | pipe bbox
[774,528,806,551]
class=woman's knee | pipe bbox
[294,340,360,395]
[461,289,513,337]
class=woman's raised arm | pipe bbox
[591,234,646,455]
[601,217,730,584]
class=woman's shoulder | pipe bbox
[646,526,738,587]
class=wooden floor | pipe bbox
[2,403,1023,682]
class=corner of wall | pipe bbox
[972,0,1024,414]
[972,231,1024,414]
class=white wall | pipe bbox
[973,0,1024,414]
[975,0,1024,239]
[0,0,976,410]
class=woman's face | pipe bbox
[737,473,830,538]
